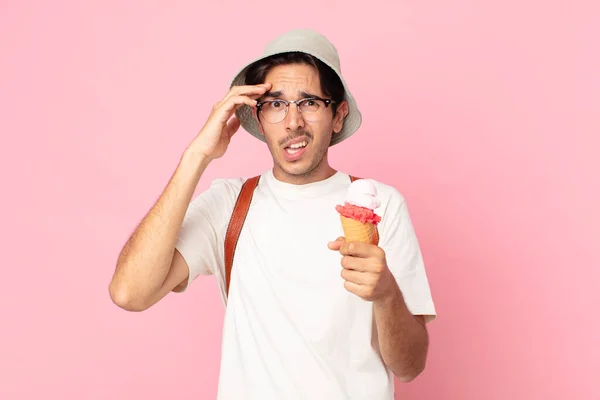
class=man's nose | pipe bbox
[284,103,305,131]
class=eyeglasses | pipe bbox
[256,96,336,124]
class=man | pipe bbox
[109,28,437,399]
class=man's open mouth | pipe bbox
[285,140,308,155]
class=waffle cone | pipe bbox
[340,215,376,243]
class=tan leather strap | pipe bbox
[224,175,260,296]
[223,174,380,297]
[349,175,380,246]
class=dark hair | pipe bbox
[244,52,345,114]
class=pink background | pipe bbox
[1,1,598,399]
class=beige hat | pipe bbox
[229,28,362,147]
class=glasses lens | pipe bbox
[260,100,287,123]
[299,99,325,121]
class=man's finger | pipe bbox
[224,83,271,102]
[339,241,374,257]
[224,115,241,139]
[327,236,346,250]
[215,96,259,124]
[340,255,371,272]
[341,269,375,285]
[343,281,367,298]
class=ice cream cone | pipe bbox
[336,178,381,245]
[340,215,376,243]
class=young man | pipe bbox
[109,29,437,399]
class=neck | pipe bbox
[272,159,337,185]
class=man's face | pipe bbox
[253,63,347,179]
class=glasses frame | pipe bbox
[256,96,336,123]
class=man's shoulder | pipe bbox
[189,176,248,209]
[186,175,259,224]
[204,168,275,195]
[202,172,265,194]
[205,176,246,194]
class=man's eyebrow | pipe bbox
[299,91,323,99]
[263,90,283,98]
[263,90,323,99]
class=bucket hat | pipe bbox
[229,28,362,147]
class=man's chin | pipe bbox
[275,158,314,177]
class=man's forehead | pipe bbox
[264,89,321,99]
[264,64,320,89]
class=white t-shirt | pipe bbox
[175,168,437,400]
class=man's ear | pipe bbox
[332,100,349,134]
[252,107,265,136]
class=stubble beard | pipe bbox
[271,141,329,180]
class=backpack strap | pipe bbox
[224,175,260,296]
[349,175,380,246]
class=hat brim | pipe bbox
[229,49,361,147]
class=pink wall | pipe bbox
[1,1,598,399]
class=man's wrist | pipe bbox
[374,278,401,308]
[181,147,211,174]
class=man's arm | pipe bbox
[109,82,272,311]
[328,239,432,382]
[109,151,210,311]
[373,281,429,382]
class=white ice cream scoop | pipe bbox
[345,179,381,209]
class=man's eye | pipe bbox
[272,101,283,108]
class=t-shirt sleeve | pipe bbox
[378,187,437,323]
[174,178,243,292]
